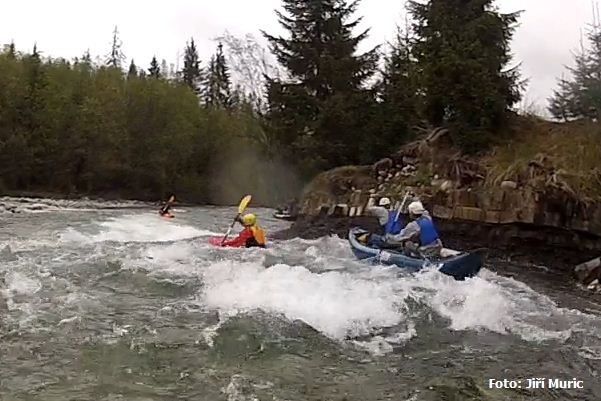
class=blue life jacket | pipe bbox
[416,216,440,246]
[385,210,403,235]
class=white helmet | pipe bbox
[408,201,426,215]
[379,197,391,207]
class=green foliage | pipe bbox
[148,56,160,78]
[263,0,381,178]
[127,59,138,78]
[371,25,420,158]
[0,44,276,203]
[408,0,523,153]
[549,27,601,120]
[182,38,202,94]
[0,1,531,202]
[203,43,232,109]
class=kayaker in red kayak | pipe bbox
[159,195,175,218]
[221,213,266,248]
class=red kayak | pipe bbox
[209,237,225,246]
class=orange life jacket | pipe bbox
[249,225,266,247]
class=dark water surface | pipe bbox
[1,197,600,401]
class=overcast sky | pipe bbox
[0,0,594,112]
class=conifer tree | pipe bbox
[128,59,138,78]
[375,25,420,153]
[81,49,92,65]
[5,41,16,58]
[106,26,126,69]
[263,0,379,174]
[148,56,160,78]
[408,0,523,153]
[549,26,601,120]
[204,42,232,108]
[182,38,202,94]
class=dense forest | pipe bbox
[0,0,593,205]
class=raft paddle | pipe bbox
[221,195,252,245]
[395,190,411,222]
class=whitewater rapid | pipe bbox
[3,202,599,354]
[1,198,601,400]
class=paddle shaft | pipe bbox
[220,215,240,245]
[220,195,252,246]
[395,190,411,221]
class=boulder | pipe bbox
[373,158,393,176]
[501,180,518,190]
[574,256,601,285]
[440,180,454,193]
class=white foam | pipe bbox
[61,214,216,244]
[141,242,203,277]
[201,260,408,340]
[353,336,394,356]
[0,196,147,212]
[420,271,514,333]
[145,242,195,262]
[222,375,260,401]
[5,272,42,296]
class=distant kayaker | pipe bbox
[159,195,175,217]
[365,195,403,235]
[384,201,443,258]
[221,213,266,248]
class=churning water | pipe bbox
[1,197,600,400]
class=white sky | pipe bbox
[0,0,594,112]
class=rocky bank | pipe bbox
[274,117,601,281]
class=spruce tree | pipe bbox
[148,56,160,78]
[5,41,16,58]
[549,27,601,120]
[204,42,232,108]
[81,49,92,65]
[408,0,523,153]
[106,26,126,69]
[182,38,202,94]
[370,25,420,157]
[263,0,378,174]
[128,59,138,78]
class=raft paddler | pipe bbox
[384,201,443,258]
[365,195,403,235]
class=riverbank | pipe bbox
[280,116,601,281]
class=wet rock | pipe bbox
[501,180,518,190]
[373,158,393,176]
[440,180,454,193]
[575,256,601,285]
[403,156,419,165]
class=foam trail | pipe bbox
[60,214,217,243]
[201,260,410,340]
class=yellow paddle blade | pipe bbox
[238,195,252,214]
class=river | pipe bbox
[1,197,600,401]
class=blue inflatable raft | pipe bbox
[348,227,485,280]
